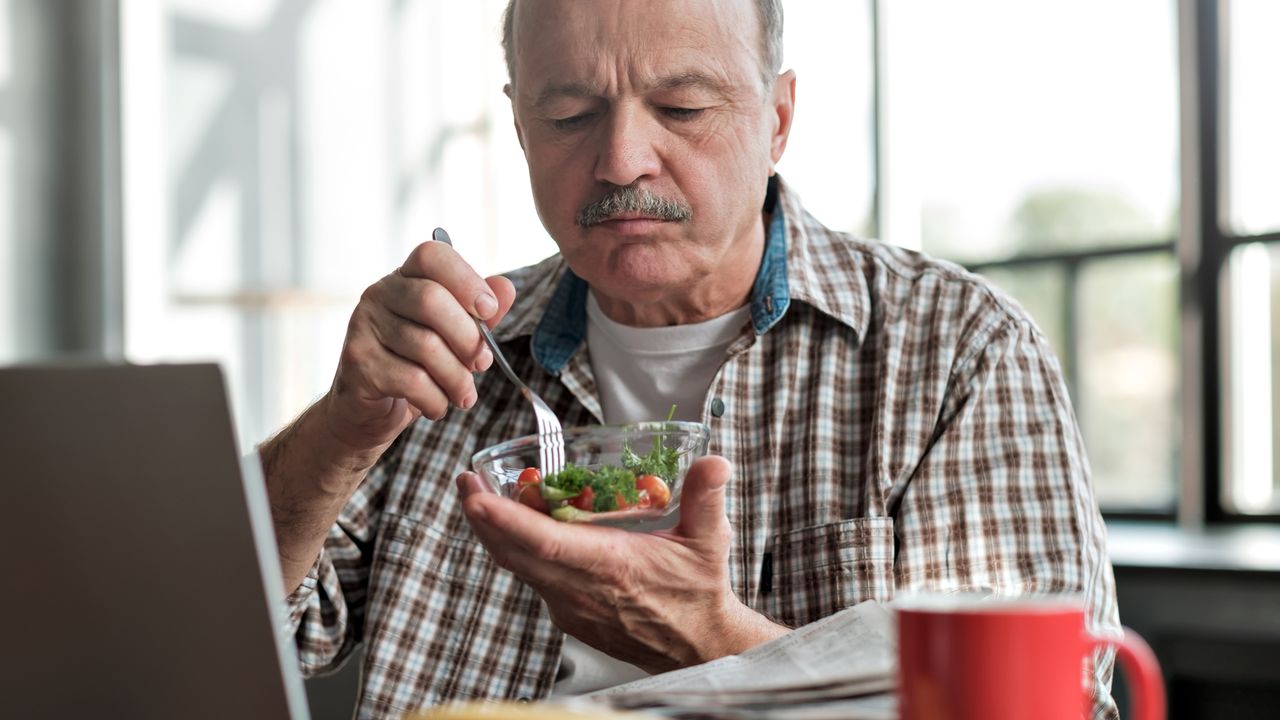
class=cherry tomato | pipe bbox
[514,467,548,512]
[614,490,653,510]
[569,486,595,511]
[517,467,542,486]
[516,482,549,513]
[635,475,670,509]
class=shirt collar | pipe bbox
[500,175,871,374]
[770,175,871,342]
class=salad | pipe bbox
[514,440,678,522]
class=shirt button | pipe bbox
[710,398,726,418]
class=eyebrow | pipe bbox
[654,72,732,94]
[532,71,734,112]
[533,82,599,112]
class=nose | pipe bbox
[592,104,662,187]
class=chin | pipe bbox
[606,250,691,290]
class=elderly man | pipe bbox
[262,0,1121,717]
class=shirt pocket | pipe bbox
[377,513,491,588]
[762,517,896,628]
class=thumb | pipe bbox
[674,455,733,539]
[483,275,517,329]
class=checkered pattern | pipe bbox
[286,177,1120,719]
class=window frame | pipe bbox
[1191,0,1280,523]
[892,0,1280,524]
[104,0,1279,521]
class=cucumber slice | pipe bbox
[550,505,595,522]
[539,485,578,501]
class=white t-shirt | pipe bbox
[551,290,751,696]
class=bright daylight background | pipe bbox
[0,0,1276,514]
[116,0,877,451]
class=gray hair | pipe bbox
[501,0,784,89]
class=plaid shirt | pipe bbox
[286,177,1120,719]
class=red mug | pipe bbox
[897,595,1165,720]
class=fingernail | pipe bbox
[475,346,493,372]
[461,392,477,410]
[475,293,498,319]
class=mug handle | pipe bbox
[1089,627,1166,720]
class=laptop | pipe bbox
[1,362,312,720]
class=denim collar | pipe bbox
[529,177,791,374]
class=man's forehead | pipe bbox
[511,0,761,91]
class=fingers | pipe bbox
[337,238,521,421]
[673,456,733,540]
[375,271,515,371]
[324,236,518,450]
[376,274,490,366]
[342,334,451,420]
[400,240,502,320]
[457,472,610,575]
[369,312,481,409]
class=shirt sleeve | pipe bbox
[893,317,1122,720]
[282,434,400,677]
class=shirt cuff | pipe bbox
[283,552,324,631]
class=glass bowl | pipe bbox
[471,421,710,527]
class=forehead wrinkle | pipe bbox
[515,0,763,99]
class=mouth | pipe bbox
[593,214,673,235]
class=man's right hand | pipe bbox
[262,238,516,593]
[323,240,517,456]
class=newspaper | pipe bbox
[582,601,898,719]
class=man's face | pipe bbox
[508,0,793,321]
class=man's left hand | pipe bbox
[456,455,789,673]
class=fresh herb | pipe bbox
[542,463,643,512]
[621,442,679,483]
[591,466,641,511]
[543,464,592,495]
[620,405,681,482]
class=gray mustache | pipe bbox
[575,185,694,227]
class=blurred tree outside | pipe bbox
[1010,186,1169,253]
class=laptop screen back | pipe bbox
[1,363,310,720]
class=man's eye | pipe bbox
[552,114,595,131]
[662,107,705,121]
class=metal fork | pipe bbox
[432,227,566,477]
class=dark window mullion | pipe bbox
[1195,0,1228,522]
[1063,259,1081,407]
[1220,231,1280,251]
[965,241,1176,273]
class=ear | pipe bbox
[767,70,796,173]
[505,83,528,154]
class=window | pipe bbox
[1219,0,1280,515]
[884,0,1280,519]
[119,0,880,452]
[901,0,1182,512]
[121,0,544,450]
[107,0,1280,523]
[776,0,877,238]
